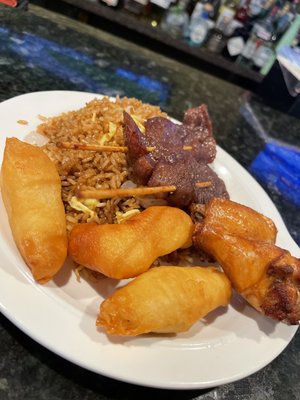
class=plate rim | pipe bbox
[0,90,298,390]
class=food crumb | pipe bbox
[17,119,28,125]
[37,114,48,121]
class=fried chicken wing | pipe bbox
[97,266,232,336]
[201,198,277,243]
[69,206,194,279]
[0,138,68,283]
[193,199,300,324]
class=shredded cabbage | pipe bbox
[74,265,84,282]
[130,114,145,133]
[69,196,101,221]
[116,209,140,224]
[99,122,117,145]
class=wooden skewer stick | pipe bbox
[77,185,177,200]
[59,142,193,153]
[195,181,212,188]
[59,142,156,153]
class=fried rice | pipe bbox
[39,96,166,234]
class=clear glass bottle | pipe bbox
[236,5,277,67]
[254,4,279,44]
[186,5,214,45]
[236,26,258,64]
[274,3,295,41]
[251,38,274,69]
[160,0,190,39]
[206,15,229,52]
[206,27,227,52]
[215,0,240,34]
[249,0,272,20]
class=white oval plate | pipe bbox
[0,91,299,390]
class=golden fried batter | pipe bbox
[193,198,300,324]
[1,138,68,283]
[97,266,232,335]
[69,206,194,279]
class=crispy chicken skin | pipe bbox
[69,206,194,279]
[0,138,68,283]
[97,266,232,336]
[200,198,277,243]
[193,199,300,324]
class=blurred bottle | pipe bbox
[215,0,240,35]
[256,4,279,40]
[190,0,206,21]
[251,38,274,70]
[190,0,221,20]
[222,23,253,60]
[246,5,278,69]
[206,28,226,52]
[261,13,300,75]
[190,0,218,28]
[210,0,222,20]
[206,15,230,52]
[249,0,273,20]
[186,0,199,15]
[218,0,256,59]
[236,27,258,64]
[160,0,190,39]
[234,0,251,23]
[187,5,213,45]
[207,0,249,55]
[273,2,296,42]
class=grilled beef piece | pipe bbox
[123,112,184,184]
[179,104,216,163]
[148,156,229,207]
[148,157,194,207]
[123,105,229,207]
[123,111,156,185]
[179,124,217,164]
[123,106,216,176]
[192,164,229,205]
[182,104,213,131]
[131,154,156,185]
[144,117,183,162]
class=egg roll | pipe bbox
[97,266,232,335]
[0,137,68,283]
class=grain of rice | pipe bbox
[38,114,48,121]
